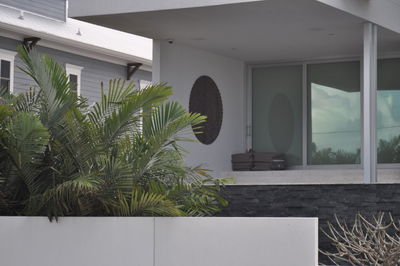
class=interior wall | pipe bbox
[155,40,246,174]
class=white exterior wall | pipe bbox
[154,40,246,174]
[0,217,318,266]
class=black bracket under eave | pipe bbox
[127,63,143,80]
[23,37,41,51]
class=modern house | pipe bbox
[0,0,152,103]
[69,0,400,185]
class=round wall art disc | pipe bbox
[189,76,223,145]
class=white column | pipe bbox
[363,22,378,183]
[152,40,161,83]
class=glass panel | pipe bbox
[377,58,400,163]
[252,65,303,166]
[69,74,78,92]
[307,62,361,165]
[0,79,9,90]
[1,60,10,79]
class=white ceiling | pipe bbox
[390,0,400,5]
[79,0,400,63]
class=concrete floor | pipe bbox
[221,168,400,185]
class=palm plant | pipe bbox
[0,46,228,220]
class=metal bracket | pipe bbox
[23,37,41,51]
[127,63,142,80]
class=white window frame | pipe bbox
[139,80,151,90]
[138,80,152,133]
[65,63,83,96]
[0,48,17,93]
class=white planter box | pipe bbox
[0,217,318,266]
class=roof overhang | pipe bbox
[0,5,152,70]
[69,0,264,17]
[317,0,400,34]
[71,0,400,63]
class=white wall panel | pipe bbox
[0,217,155,266]
[156,40,246,174]
[155,217,318,266]
[0,217,318,266]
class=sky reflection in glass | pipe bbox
[308,62,361,165]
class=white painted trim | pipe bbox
[0,48,16,93]
[0,29,152,72]
[65,0,69,21]
[0,48,17,59]
[242,62,248,152]
[0,4,152,69]
[152,40,161,83]
[362,22,378,183]
[139,79,151,90]
[302,63,307,168]
[138,80,151,133]
[245,64,252,151]
[65,63,83,96]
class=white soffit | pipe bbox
[74,0,400,63]
[69,0,265,17]
[317,0,400,34]
[0,5,152,68]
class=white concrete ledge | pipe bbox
[0,217,318,266]
[221,169,400,185]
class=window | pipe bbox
[252,65,303,166]
[377,58,400,163]
[139,80,151,90]
[65,64,83,96]
[251,59,400,167]
[138,80,151,133]
[307,62,361,165]
[0,49,17,93]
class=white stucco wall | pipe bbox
[0,217,318,266]
[154,40,246,174]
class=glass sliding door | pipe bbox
[252,65,303,166]
[377,58,400,163]
[307,62,361,165]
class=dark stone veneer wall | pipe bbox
[219,184,400,264]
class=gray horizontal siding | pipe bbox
[0,36,152,103]
[0,0,66,21]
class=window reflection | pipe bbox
[308,62,361,165]
[252,66,303,166]
[377,59,400,163]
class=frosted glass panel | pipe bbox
[377,59,400,163]
[252,66,303,166]
[307,62,361,165]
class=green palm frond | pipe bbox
[131,102,205,177]
[17,46,76,129]
[88,80,172,149]
[0,47,228,220]
[13,88,40,113]
[25,172,102,219]
[3,112,49,169]
[110,188,184,217]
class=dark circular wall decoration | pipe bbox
[189,76,223,145]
